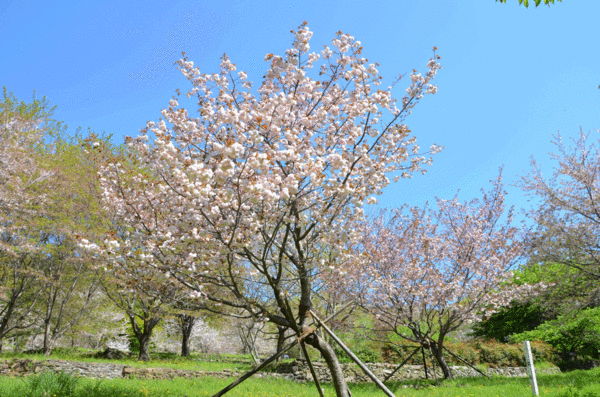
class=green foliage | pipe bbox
[496,0,562,7]
[556,389,600,397]
[382,339,557,367]
[476,340,527,367]
[333,343,381,363]
[1,86,60,134]
[511,307,600,366]
[471,301,546,342]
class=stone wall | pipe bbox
[0,359,126,379]
[0,358,560,383]
[276,360,561,383]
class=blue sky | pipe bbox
[2,0,599,219]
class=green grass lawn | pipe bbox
[1,367,600,397]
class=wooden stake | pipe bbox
[300,340,325,397]
[426,342,440,387]
[383,347,420,382]
[421,347,429,379]
[310,310,397,397]
[442,346,489,378]
[211,301,355,397]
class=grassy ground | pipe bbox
[0,350,256,372]
[1,367,599,397]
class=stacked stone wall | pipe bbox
[0,358,561,383]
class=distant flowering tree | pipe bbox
[86,23,441,397]
[519,130,600,280]
[349,173,540,379]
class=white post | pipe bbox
[524,341,539,397]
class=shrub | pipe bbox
[476,340,525,367]
[511,307,600,369]
[333,343,381,364]
[381,339,557,367]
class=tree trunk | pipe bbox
[181,328,191,357]
[129,315,160,362]
[276,326,286,362]
[178,314,196,357]
[430,339,453,379]
[138,334,151,362]
[43,319,52,356]
[0,337,3,353]
[305,332,350,397]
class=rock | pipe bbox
[95,347,128,360]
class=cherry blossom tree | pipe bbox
[87,23,441,397]
[349,173,536,378]
[519,129,600,280]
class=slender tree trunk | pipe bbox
[0,337,3,353]
[305,332,350,397]
[430,339,453,379]
[181,328,191,357]
[43,319,52,356]
[13,336,22,353]
[276,326,286,362]
[179,314,196,357]
[295,256,349,397]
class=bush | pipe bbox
[511,307,600,369]
[381,339,557,367]
[444,341,480,365]
[333,342,381,363]
[475,340,525,367]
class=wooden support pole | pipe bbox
[211,335,300,397]
[211,301,355,397]
[421,347,429,379]
[383,347,420,382]
[442,346,489,378]
[300,340,325,397]
[310,310,397,397]
[426,343,440,387]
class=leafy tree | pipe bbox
[85,22,441,397]
[496,0,562,7]
[470,301,546,342]
[35,132,110,356]
[472,257,600,344]
[0,87,61,352]
[1,87,123,355]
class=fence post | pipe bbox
[523,341,539,397]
